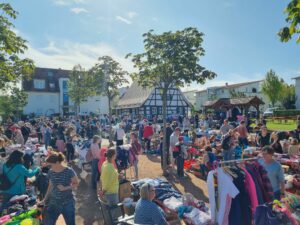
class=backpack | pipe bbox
[0,165,19,190]
[221,135,231,151]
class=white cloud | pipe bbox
[53,0,88,6]
[116,16,132,25]
[127,11,138,19]
[70,7,89,14]
[24,40,134,73]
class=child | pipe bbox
[200,146,216,179]
[174,136,186,177]
[288,138,299,156]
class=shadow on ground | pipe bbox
[146,154,162,163]
[74,167,104,225]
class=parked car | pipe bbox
[263,107,278,117]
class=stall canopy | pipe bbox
[204,96,264,113]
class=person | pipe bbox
[44,124,52,150]
[134,183,168,225]
[14,126,24,146]
[0,150,40,213]
[169,127,180,170]
[259,146,285,200]
[143,122,154,152]
[41,152,79,225]
[100,148,119,206]
[220,119,233,135]
[129,132,142,180]
[20,121,31,144]
[235,120,248,147]
[288,138,299,156]
[174,136,186,177]
[182,117,191,131]
[256,126,271,147]
[270,132,283,154]
[115,123,125,146]
[65,127,76,162]
[221,129,236,161]
[200,146,216,178]
[293,125,300,142]
[91,135,101,190]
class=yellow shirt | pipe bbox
[101,161,119,194]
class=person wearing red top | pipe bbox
[143,122,154,152]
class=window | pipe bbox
[34,79,45,89]
[49,83,55,89]
[252,88,257,93]
[48,71,54,77]
[152,107,157,115]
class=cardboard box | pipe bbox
[119,180,132,202]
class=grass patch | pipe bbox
[251,119,297,131]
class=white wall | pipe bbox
[23,92,60,115]
[295,78,300,109]
[79,95,109,115]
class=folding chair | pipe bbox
[98,197,134,225]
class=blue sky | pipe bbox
[9,0,300,90]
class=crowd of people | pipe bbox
[0,112,299,225]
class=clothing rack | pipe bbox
[218,157,258,165]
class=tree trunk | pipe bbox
[108,97,113,146]
[162,88,168,175]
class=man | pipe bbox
[234,120,248,147]
[259,146,285,200]
[143,122,154,152]
[115,123,125,146]
[294,125,300,142]
[169,127,181,170]
[221,129,236,161]
[220,119,233,135]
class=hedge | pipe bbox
[273,110,300,117]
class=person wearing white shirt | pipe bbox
[115,124,125,146]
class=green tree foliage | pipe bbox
[89,56,128,144]
[127,28,216,172]
[280,83,297,109]
[278,0,300,43]
[0,88,28,119]
[261,70,283,107]
[0,3,35,89]
[229,89,247,98]
[68,64,94,114]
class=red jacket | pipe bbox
[143,125,154,138]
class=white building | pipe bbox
[22,67,109,116]
[293,76,300,109]
[195,80,269,112]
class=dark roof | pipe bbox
[292,76,300,79]
[117,82,154,108]
[22,67,70,92]
[204,96,264,109]
[196,80,263,93]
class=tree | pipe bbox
[261,70,283,107]
[89,56,128,145]
[229,89,246,98]
[280,83,297,109]
[0,3,35,90]
[127,28,216,173]
[68,64,94,114]
[278,0,300,43]
[0,88,28,120]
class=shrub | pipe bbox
[273,110,300,117]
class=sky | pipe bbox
[8,0,300,91]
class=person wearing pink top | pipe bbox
[98,147,107,173]
[91,135,101,190]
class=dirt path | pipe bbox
[57,142,209,225]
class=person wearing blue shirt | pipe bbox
[134,183,168,225]
[258,146,285,200]
[0,150,39,212]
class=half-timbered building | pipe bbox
[116,82,191,119]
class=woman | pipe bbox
[100,148,119,206]
[91,135,101,190]
[259,146,285,200]
[14,126,24,146]
[1,150,39,212]
[115,124,125,146]
[134,183,168,225]
[44,124,52,150]
[200,146,216,178]
[256,126,271,147]
[129,132,142,180]
[65,127,76,162]
[42,152,78,225]
[270,132,283,154]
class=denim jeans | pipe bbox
[104,193,119,206]
[238,137,248,148]
[274,190,281,200]
[177,156,184,177]
[43,200,75,225]
[91,159,99,189]
[133,159,138,179]
[223,149,234,161]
